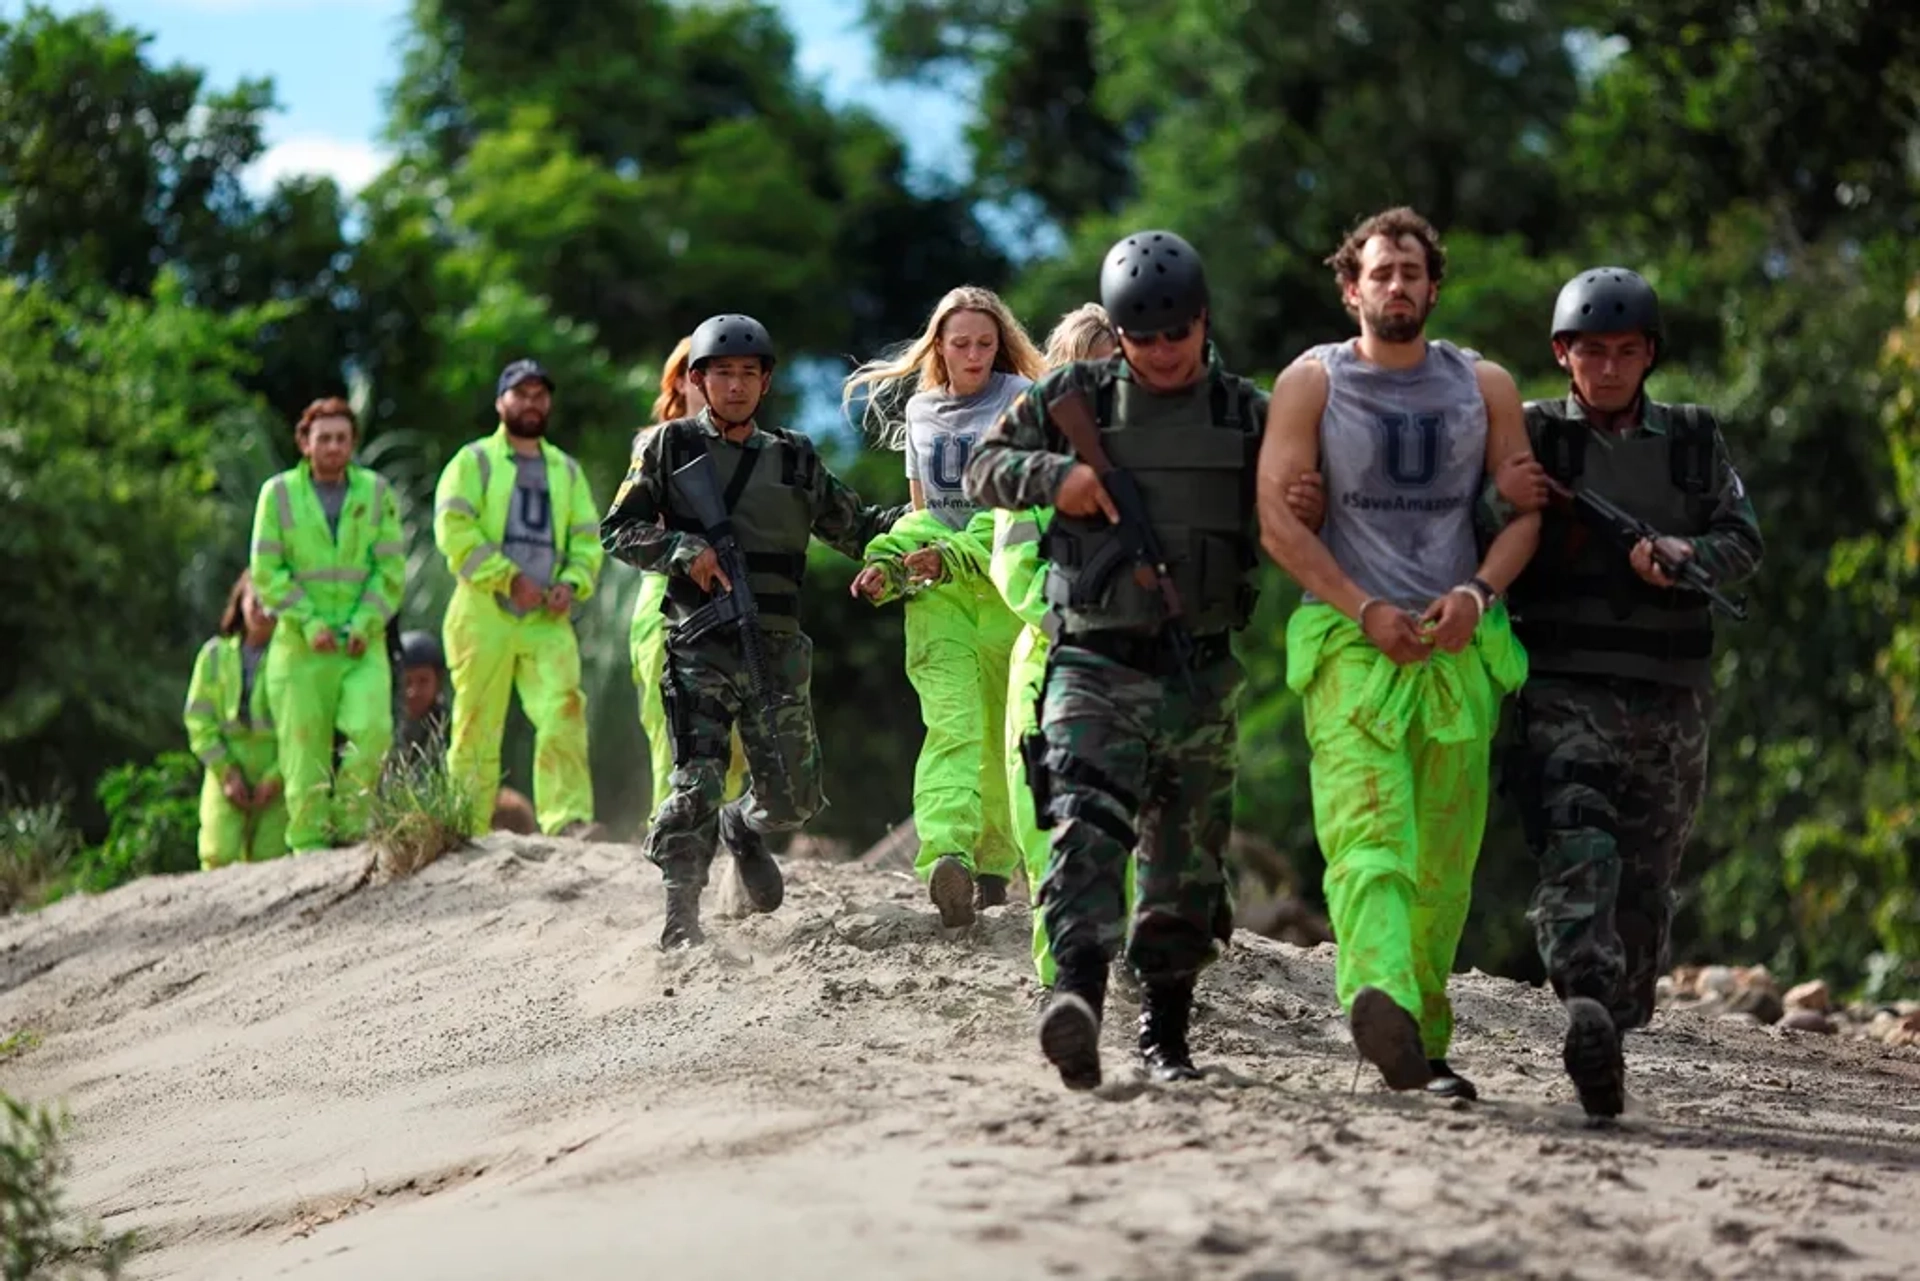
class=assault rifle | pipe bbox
[668,451,787,786]
[1551,478,1748,621]
[1046,386,1197,692]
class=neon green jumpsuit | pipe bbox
[183,634,288,868]
[434,427,605,836]
[862,508,1022,884]
[631,571,676,812]
[988,507,1136,984]
[250,462,405,853]
[1286,602,1528,1059]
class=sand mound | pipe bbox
[3,835,1917,1280]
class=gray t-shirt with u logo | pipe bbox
[904,371,1031,530]
[501,453,556,616]
[1301,338,1488,610]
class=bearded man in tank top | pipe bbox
[1257,207,1542,1101]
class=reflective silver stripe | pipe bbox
[371,475,392,520]
[197,744,229,766]
[271,476,293,529]
[368,591,399,624]
[372,541,406,557]
[252,539,286,556]
[999,520,1042,547]
[271,587,307,612]
[185,699,218,718]
[295,567,368,584]
[255,718,276,733]
[568,522,598,538]
[467,442,492,494]
[460,542,502,578]
[436,497,478,519]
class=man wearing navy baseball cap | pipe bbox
[431,357,609,841]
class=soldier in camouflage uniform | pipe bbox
[963,230,1274,1091]
[1493,268,1763,1119]
[601,315,906,948]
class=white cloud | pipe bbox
[245,135,390,196]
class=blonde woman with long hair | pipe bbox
[845,286,1046,927]
[628,338,746,816]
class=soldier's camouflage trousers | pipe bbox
[1515,675,1708,1031]
[645,630,825,891]
[1030,639,1240,982]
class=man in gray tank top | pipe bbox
[1257,207,1542,1102]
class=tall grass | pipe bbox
[366,749,477,880]
[0,792,80,914]
[1,1094,133,1280]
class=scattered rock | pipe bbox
[1195,1224,1257,1256]
[1698,965,1738,998]
[1779,1008,1837,1035]
[1726,981,1784,1025]
[1784,979,1830,1013]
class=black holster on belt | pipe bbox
[1022,730,1054,830]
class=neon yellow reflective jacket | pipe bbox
[433,426,604,604]
[249,462,406,646]
[183,634,281,783]
[989,506,1054,632]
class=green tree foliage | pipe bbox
[3,0,1918,994]
[0,275,286,828]
[0,6,354,421]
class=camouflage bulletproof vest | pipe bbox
[662,420,816,633]
[1041,372,1257,638]
[1509,398,1718,688]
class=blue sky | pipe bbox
[30,0,964,192]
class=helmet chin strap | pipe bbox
[709,400,758,430]
[1572,384,1645,432]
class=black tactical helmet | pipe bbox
[1551,267,1662,355]
[1100,231,1209,336]
[399,630,444,671]
[688,314,776,371]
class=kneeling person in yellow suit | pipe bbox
[434,359,607,840]
[185,570,288,867]
[250,398,405,853]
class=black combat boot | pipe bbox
[1425,1059,1479,1101]
[1137,975,1202,1082]
[928,855,976,928]
[660,878,705,950]
[1563,997,1625,1120]
[1038,948,1109,1091]
[974,873,1010,910]
[1349,987,1434,1090]
[718,801,783,914]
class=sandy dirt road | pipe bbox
[3,835,1917,1280]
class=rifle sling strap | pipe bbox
[721,445,761,511]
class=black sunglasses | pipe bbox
[1118,321,1196,347]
